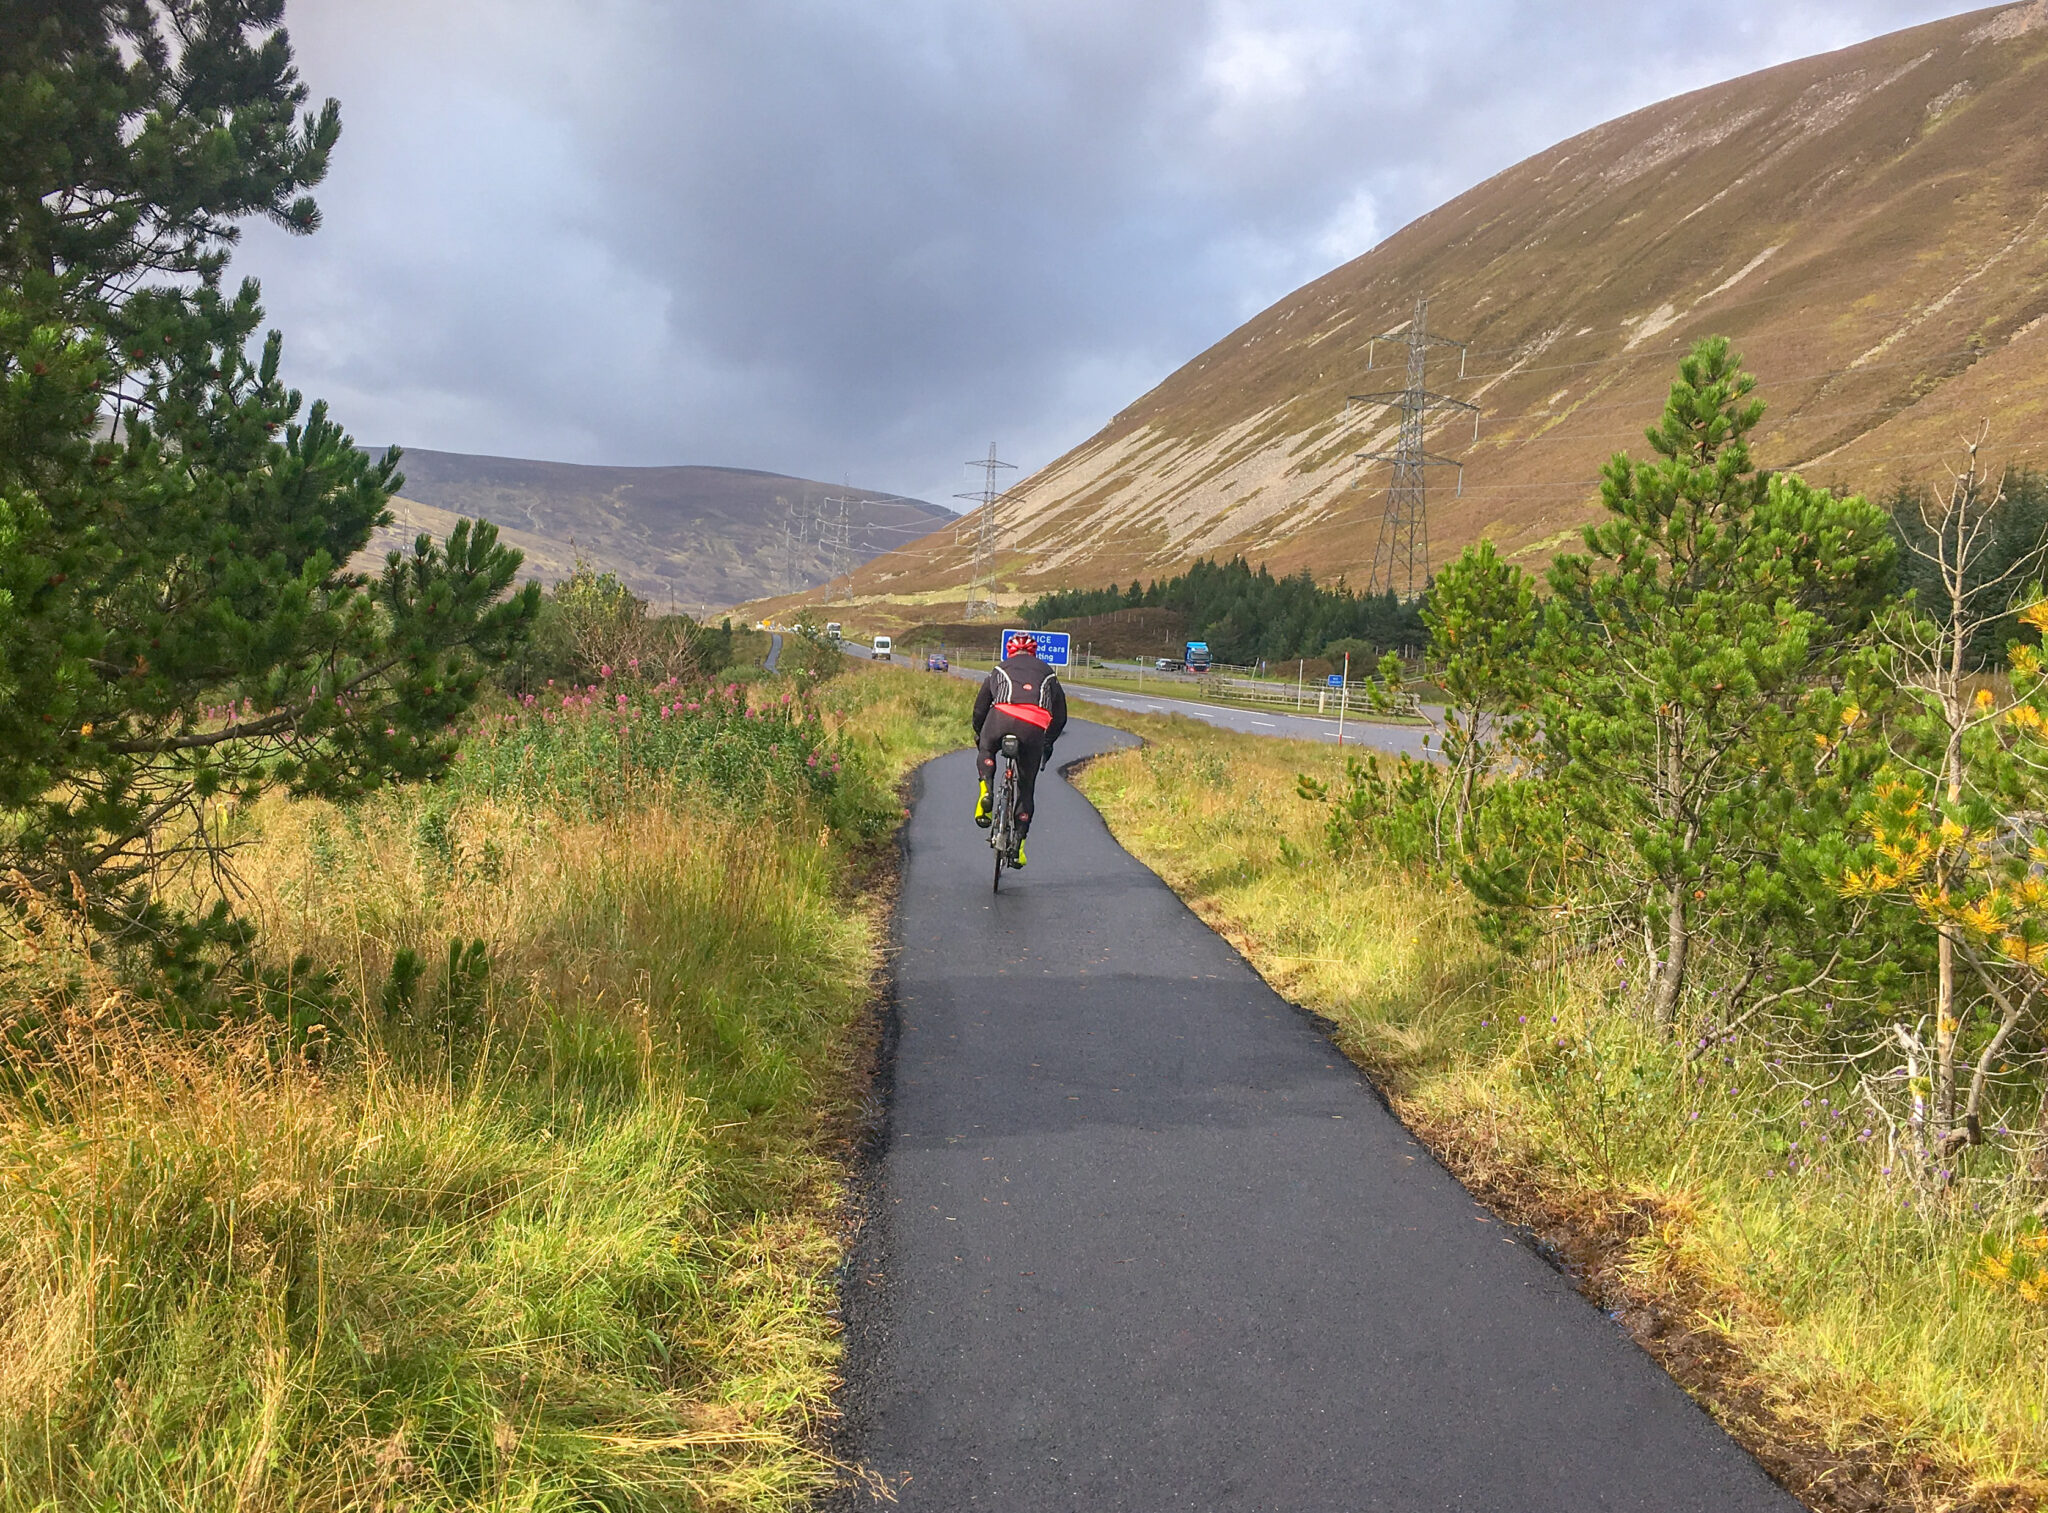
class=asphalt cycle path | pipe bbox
[833,717,1797,1512]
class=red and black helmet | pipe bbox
[1004,632,1039,659]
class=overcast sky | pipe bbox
[236,0,1974,509]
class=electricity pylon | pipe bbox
[1350,297,1478,599]
[779,496,805,595]
[955,443,1015,621]
[817,495,855,602]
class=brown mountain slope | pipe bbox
[826,1,2048,618]
[356,449,949,613]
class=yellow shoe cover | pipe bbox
[974,780,992,826]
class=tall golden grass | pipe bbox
[0,666,972,1511]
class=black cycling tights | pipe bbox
[976,712,1047,834]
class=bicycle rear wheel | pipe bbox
[991,762,1017,893]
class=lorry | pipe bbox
[1183,640,1213,672]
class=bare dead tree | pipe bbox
[1875,429,2043,1156]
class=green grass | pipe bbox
[1074,723,2048,1510]
[0,662,974,1511]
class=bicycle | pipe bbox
[989,732,1021,893]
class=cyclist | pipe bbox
[971,631,1068,867]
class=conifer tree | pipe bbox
[1423,540,1537,853]
[0,1,536,940]
[1536,338,1892,1030]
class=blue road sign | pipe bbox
[1002,628,1070,666]
[1327,673,1346,688]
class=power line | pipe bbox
[822,320,2040,581]
[955,443,1016,621]
[816,495,858,603]
[780,494,819,596]
[1350,297,1477,599]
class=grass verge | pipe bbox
[1072,716,2048,1513]
[0,661,972,1511]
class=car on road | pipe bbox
[1154,657,1181,672]
[871,635,893,660]
[926,652,949,672]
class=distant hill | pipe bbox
[828,1,2048,614]
[355,449,951,613]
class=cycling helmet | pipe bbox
[1005,632,1039,658]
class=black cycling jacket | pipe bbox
[972,653,1069,744]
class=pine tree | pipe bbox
[1537,338,1893,1030]
[0,1,537,941]
[1423,540,1537,854]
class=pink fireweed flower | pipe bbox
[600,664,612,679]
[617,693,628,707]
[687,702,701,712]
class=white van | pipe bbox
[871,635,893,660]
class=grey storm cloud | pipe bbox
[234,0,1973,508]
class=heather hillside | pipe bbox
[358,449,949,612]
[822,1,2048,614]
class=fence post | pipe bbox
[1337,651,1349,748]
